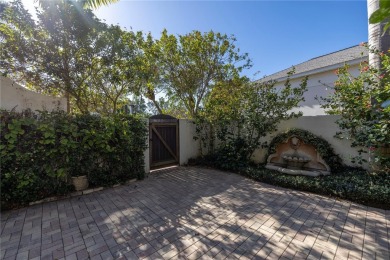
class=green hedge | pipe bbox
[1,110,147,209]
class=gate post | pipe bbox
[179,119,200,165]
[144,118,150,174]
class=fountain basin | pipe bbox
[282,154,310,169]
[265,132,332,177]
[265,164,330,177]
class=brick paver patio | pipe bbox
[1,167,389,260]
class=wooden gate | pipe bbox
[149,114,179,169]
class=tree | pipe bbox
[197,70,308,160]
[35,0,119,9]
[320,47,390,173]
[1,0,141,114]
[368,0,390,70]
[1,0,99,112]
[142,30,252,118]
[0,0,38,83]
[83,0,119,9]
[87,26,145,115]
[137,33,165,114]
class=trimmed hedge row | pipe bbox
[1,110,147,209]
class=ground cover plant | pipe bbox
[194,155,390,209]
[245,166,390,209]
[0,109,147,210]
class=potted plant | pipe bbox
[69,149,90,191]
[72,174,89,191]
[71,167,89,191]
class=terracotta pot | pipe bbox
[72,175,89,191]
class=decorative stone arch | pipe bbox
[265,129,342,176]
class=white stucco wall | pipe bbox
[145,61,368,170]
[251,115,367,168]
[166,116,366,169]
[0,76,67,112]
[179,119,200,165]
[273,64,362,116]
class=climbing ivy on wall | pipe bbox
[267,128,343,171]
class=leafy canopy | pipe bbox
[35,0,119,9]
[196,69,308,162]
[1,0,143,114]
[141,30,252,118]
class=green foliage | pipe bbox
[319,46,390,172]
[195,138,255,172]
[1,1,252,116]
[0,0,144,114]
[35,0,119,10]
[267,129,343,171]
[0,110,147,209]
[87,27,145,115]
[140,30,252,118]
[369,0,390,34]
[195,69,308,163]
[191,155,390,209]
[81,0,119,9]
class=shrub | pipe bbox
[319,46,390,172]
[0,110,147,209]
[195,69,308,160]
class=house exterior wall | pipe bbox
[273,63,362,116]
[0,76,67,112]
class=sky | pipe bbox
[21,0,368,80]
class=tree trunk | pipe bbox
[65,91,70,113]
[152,99,163,114]
[209,123,215,154]
[367,0,390,68]
[367,0,390,170]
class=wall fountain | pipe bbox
[266,135,331,177]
